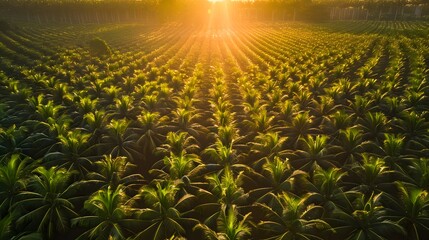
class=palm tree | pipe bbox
[72,185,140,240]
[346,154,395,196]
[0,125,28,159]
[395,111,429,155]
[379,133,406,168]
[194,204,251,240]
[170,108,206,138]
[133,181,198,240]
[96,118,140,163]
[281,111,316,148]
[332,128,369,166]
[358,112,389,144]
[87,155,144,191]
[43,130,92,177]
[136,110,168,157]
[307,167,356,212]
[76,97,98,116]
[244,109,274,133]
[156,131,199,157]
[322,110,352,137]
[14,167,82,239]
[383,183,429,240]
[20,117,70,160]
[332,78,358,103]
[0,154,32,215]
[83,110,108,145]
[380,96,405,119]
[347,95,376,120]
[114,95,137,119]
[274,100,298,125]
[290,135,335,173]
[202,140,249,176]
[328,193,405,240]
[248,156,306,204]
[193,169,250,233]
[249,131,288,170]
[309,96,338,126]
[400,157,429,190]
[157,153,202,180]
[257,193,330,240]
[205,169,248,208]
[35,100,63,122]
[293,90,313,109]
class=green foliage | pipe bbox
[0,21,428,240]
[88,38,111,57]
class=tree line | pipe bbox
[1,0,428,24]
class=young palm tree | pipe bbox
[244,109,274,134]
[249,131,288,170]
[136,110,168,157]
[358,112,389,144]
[290,135,335,173]
[257,193,330,240]
[0,154,32,215]
[157,152,202,180]
[328,193,405,240]
[400,157,429,190]
[72,185,140,240]
[346,155,395,196]
[87,155,144,191]
[395,111,429,155]
[76,97,98,116]
[347,95,376,120]
[193,169,250,233]
[332,128,369,166]
[194,204,251,240]
[156,131,199,157]
[14,167,82,239]
[133,181,198,240]
[274,100,298,125]
[383,183,429,240]
[43,130,92,177]
[307,167,356,212]
[0,125,28,159]
[205,169,248,208]
[83,110,108,145]
[96,118,140,163]
[248,156,306,204]
[170,108,206,138]
[322,110,352,137]
[114,95,137,119]
[380,96,405,119]
[379,133,406,168]
[308,99,332,127]
[35,100,63,122]
[202,140,249,176]
[281,111,317,148]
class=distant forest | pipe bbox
[1,0,429,24]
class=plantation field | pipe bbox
[1,21,429,239]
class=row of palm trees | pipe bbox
[0,21,429,239]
